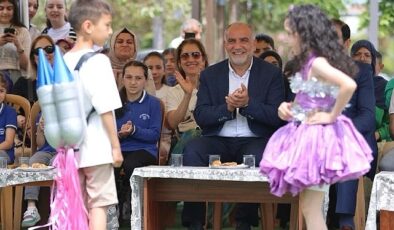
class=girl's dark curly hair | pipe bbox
[286,4,358,78]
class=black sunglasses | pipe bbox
[33,45,55,56]
[180,51,202,61]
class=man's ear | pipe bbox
[380,63,385,71]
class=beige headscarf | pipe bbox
[107,27,137,71]
[107,27,155,95]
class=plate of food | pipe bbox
[209,160,250,169]
[17,163,55,171]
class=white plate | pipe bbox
[16,166,55,172]
[210,164,250,169]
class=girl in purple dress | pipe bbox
[259,5,373,230]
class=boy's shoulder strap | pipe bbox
[73,51,99,122]
[74,52,99,71]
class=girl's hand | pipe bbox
[174,71,194,95]
[118,121,133,138]
[278,102,293,121]
[306,111,335,125]
[0,35,9,46]
[2,33,20,49]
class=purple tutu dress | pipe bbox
[259,58,373,197]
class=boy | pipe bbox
[63,0,123,229]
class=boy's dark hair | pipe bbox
[255,33,275,50]
[331,18,351,43]
[2,0,25,28]
[287,5,357,78]
[259,50,283,70]
[68,0,112,32]
[116,60,148,118]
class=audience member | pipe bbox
[0,72,17,164]
[162,48,177,86]
[181,22,285,230]
[328,19,377,230]
[13,35,55,103]
[0,0,31,87]
[21,114,56,227]
[351,40,390,142]
[107,27,155,94]
[41,0,77,42]
[143,51,172,164]
[258,50,282,69]
[56,38,73,54]
[28,0,40,40]
[254,33,275,57]
[166,38,208,156]
[169,18,202,48]
[114,60,162,225]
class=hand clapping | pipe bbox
[118,120,133,138]
[225,83,249,112]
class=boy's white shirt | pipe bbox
[64,49,122,168]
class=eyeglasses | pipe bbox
[180,52,202,61]
[32,45,55,56]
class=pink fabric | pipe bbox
[260,115,373,197]
[36,148,88,230]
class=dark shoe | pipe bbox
[188,221,204,230]
[236,221,251,230]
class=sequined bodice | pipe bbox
[290,72,339,121]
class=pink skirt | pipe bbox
[259,115,373,197]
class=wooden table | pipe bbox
[131,166,302,230]
[366,171,394,230]
[0,168,55,230]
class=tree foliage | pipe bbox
[242,0,345,32]
[358,0,394,36]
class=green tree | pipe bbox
[358,0,394,36]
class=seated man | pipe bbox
[182,22,285,230]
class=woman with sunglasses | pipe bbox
[166,38,208,155]
[13,35,55,103]
[0,0,31,89]
[20,34,57,227]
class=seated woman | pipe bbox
[21,114,56,227]
[107,27,155,94]
[13,35,55,103]
[0,0,31,88]
[166,38,208,155]
[0,72,17,163]
[115,60,162,225]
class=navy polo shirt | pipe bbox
[0,103,17,163]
